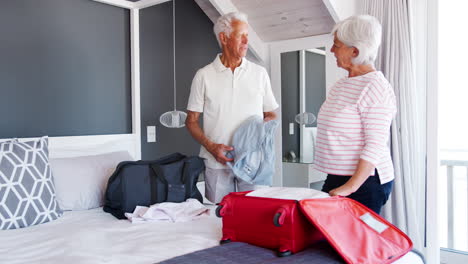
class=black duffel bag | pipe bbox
[103,153,205,219]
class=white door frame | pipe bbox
[429,0,468,261]
[425,0,441,263]
[269,34,334,187]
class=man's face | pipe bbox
[222,20,249,58]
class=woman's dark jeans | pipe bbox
[321,170,393,214]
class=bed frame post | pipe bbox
[131,8,142,160]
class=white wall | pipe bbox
[323,0,359,21]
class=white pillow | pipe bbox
[50,151,133,210]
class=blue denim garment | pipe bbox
[226,116,279,185]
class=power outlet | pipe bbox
[147,126,156,142]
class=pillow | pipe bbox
[0,137,62,230]
[50,151,133,210]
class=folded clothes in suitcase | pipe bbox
[216,188,413,264]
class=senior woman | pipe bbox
[314,15,396,214]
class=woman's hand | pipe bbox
[329,159,375,197]
[329,184,356,197]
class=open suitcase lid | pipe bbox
[299,197,413,264]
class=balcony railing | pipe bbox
[440,155,468,251]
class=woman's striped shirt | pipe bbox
[313,71,397,184]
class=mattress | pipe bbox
[0,206,424,264]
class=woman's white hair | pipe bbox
[213,12,248,47]
[332,15,382,65]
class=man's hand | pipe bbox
[263,111,277,122]
[328,183,356,197]
[206,143,234,164]
[186,111,234,165]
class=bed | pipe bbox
[0,204,424,264]
[0,135,424,264]
[0,203,424,264]
[0,134,220,263]
[0,205,221,264]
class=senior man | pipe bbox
[185,12,278,204]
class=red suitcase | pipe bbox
[215,191,324,256]
[217,191,413,263]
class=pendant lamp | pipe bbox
[160,0,187,128]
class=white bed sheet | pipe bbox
[0,206,423,264]
[0,206,221,264]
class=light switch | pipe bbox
[289,123,294,135]
[147,126,156,142]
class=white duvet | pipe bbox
[0,207,221,264]
[0,206,423,264]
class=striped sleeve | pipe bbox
[358,81,396,166]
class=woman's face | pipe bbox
[330,33,357,70]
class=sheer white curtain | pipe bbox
[362,0,427,251]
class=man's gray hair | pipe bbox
[213,12,248,47]
[332,15,382,65]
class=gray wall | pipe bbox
[0,0,131,138]
[305,50,326,127]
[281,51,300,159]
[140,0,220,159]
[0,0,261,160]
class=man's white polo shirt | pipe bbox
[187,54,279,169]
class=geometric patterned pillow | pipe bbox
[0,136,62,230]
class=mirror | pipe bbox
[281,48,326,164]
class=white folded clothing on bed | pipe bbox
[125,199,210,223]
[246,187,330,200]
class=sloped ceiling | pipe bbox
[195,0,334,42]
[121,0,335,42]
